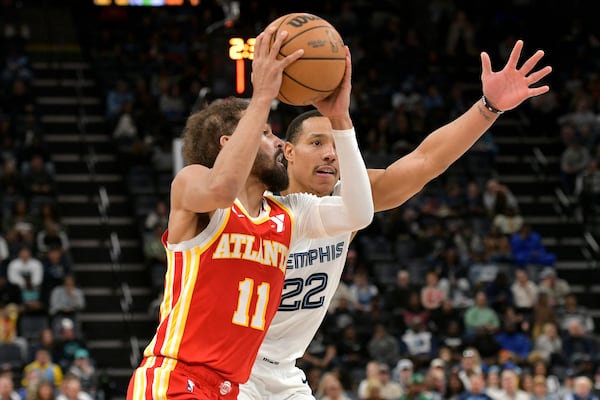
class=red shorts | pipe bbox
[127,356,239,400]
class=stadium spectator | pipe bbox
[493,368,529,400]
[48,275,85,326]
[420,270,446,311]
[575,159,600,226]
[22,348,63,389]
[510,269,538,316]
[0,373,20,400]
[482,179,518,217]
[67,348,99,399]
[563,376,599,400]
[494,320,532,364]
[537,268,570,307]
[36,221,69,258]
[510,224,557,269]
[560,136,591,195]
[557,293,595,333]
[458,372,492,400]
[367,323,400,368]
[561,319,598,367]
[54,318,87,371]
[318,372,353,400]
[56,374,94,400]
[464,291,500,337]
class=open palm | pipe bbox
[481,40,552,112]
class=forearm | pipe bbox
[209,97,272,191]
[415,99,499,177]
[318,128,373,235]
[370,99,501,212]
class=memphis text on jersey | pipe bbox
[286,241,345,270]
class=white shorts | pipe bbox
[238,358,314,400]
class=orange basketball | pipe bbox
[267,13,346,106]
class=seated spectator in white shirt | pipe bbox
[7,245,43,290]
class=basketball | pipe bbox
[267,13,346,106]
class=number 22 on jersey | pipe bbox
[232,278,270,330]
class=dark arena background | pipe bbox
[0,0,599,399]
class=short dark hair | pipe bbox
[285,110,323,144]
[181,98,249,167]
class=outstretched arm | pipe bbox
[369,40,552,212]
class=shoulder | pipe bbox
[267,192,319,212]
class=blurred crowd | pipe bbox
[1,0,600,399]
[0,7,101,400]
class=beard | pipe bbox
[252,149,289,193]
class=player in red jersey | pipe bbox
[127,27,374,399]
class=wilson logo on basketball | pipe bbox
[307,39,326,48]
[286,14,322,28]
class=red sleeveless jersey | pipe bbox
[142,198,294,384]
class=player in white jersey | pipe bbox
[238,40,552,400]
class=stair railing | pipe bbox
[73,66,141,369]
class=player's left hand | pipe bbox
[481,40,552,112]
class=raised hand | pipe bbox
[251,27,304,101]
[481,40,552,112]
[312,46,352,128]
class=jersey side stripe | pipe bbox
[145,356,160,399]
[161,249,184,356]
[152,250,181,355]
[154,356,176,399]
[131,355,151,398]
[165,247,194,356]
[160,248,175,321]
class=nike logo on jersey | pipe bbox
[301,377,308,384]
[269,214,285,233]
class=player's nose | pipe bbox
[322,143,336,161]
[274,135,284,149]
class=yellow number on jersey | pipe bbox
[232,278,270,330]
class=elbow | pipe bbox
[355,204,374,230]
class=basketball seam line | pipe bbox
[282,71,337,92]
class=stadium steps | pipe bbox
[496,134,597,332]
[33,58,153,396]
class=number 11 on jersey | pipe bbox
[232,278,270,330]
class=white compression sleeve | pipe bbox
[316,127,374,236]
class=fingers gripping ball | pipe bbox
[268,13,346,106]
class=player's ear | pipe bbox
[283,141,294,162]
[219,135,230,148]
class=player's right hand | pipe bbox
[251,27,304,101]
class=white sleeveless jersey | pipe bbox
[257,183,351,365]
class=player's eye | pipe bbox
[311,140,321,146]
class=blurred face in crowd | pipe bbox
[470,373,485,394]
[501,370,518,395]
[573,377,592,397]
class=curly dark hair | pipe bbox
[181,97,249,167]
